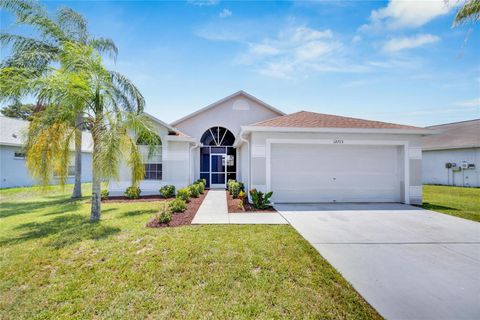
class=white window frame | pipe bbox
[140,145,163,181]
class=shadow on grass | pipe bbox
[421,203,458,211]
[0,214,120,249]
[119,209,156,218]
[0,198,84,219]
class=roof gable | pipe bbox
[170,90,285,127]
[249,111,423,130]
[143,113,190,137]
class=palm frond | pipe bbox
[109,70,145,113]
[25,114,74,187]
[89,37,118,61]
[0,0,46,21]
[57,6,88,43]
[454,0,480,26]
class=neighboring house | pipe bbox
[110,91,432,204]
[422,119,479,187]
[0,116,93,188]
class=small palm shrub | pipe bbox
[176,187,190,202]
[101,189,109,200]
[159,185,176,198]
[249,189,273,209]
[124,186,141,199]
[156,203,172,224]
[169,198,187,213]
[188,184,200,198]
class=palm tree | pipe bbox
[0,0,118,199]
[0,42,158,221]
[454,0,480,26]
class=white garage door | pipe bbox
[270,144,402,203]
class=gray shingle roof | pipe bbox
[423,119,480,150]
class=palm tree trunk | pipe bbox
[90,130,101,222]
[71,113,83,198]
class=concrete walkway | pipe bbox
[191,190,287,225]
[275,203,480,320]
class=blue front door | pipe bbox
[210,154,226,188]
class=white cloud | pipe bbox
[235,25,346,78]
[352,35,362,44]
[382,34,440,53]
[249,43,280,56]
[219,8,232,18]
[187,0,219,7]
[455,97,480,107]
[360,0,455,31]
[196,21,427,79]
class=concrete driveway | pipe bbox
[275,203,480,320]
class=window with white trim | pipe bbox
[138,145,162,181]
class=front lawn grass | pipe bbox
[0,184,380,319]
[422,185,480,222]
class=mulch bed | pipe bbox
[146,190,209,228]
[226,191,277,213]
[102,195,168,203]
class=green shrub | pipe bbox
[249,189,273,210]
[227,180,244,198]
[188,184,200,198]
[101,189,109,200]
[227,179,236,194]
[176,187,190,202]
[230,182,241,198]
[124,186,141,199]
[159,185,176,198]
[169,198,187,213]
[156,203,172,223]
[196,178,207,186]
[194,181,205,194]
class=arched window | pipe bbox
[200,127,236,188]
[200,126,235,146]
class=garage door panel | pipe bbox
[271,144,401,203]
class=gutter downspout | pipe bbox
[239,131,251,202]
[189,142,199,184]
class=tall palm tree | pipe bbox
[0,0,118,199]
[454,0,480,26]
[0,42,158,221]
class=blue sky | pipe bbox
[1,0,479,126]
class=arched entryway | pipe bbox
[200,126,236,188]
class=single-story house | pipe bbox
[0,116,93,188]
[422,119,479,187]
[110,91,432,204]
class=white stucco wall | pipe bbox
[108,120,192,196]
[422,148,479,187]
[0,145,92,188]
[245,131,424,204]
